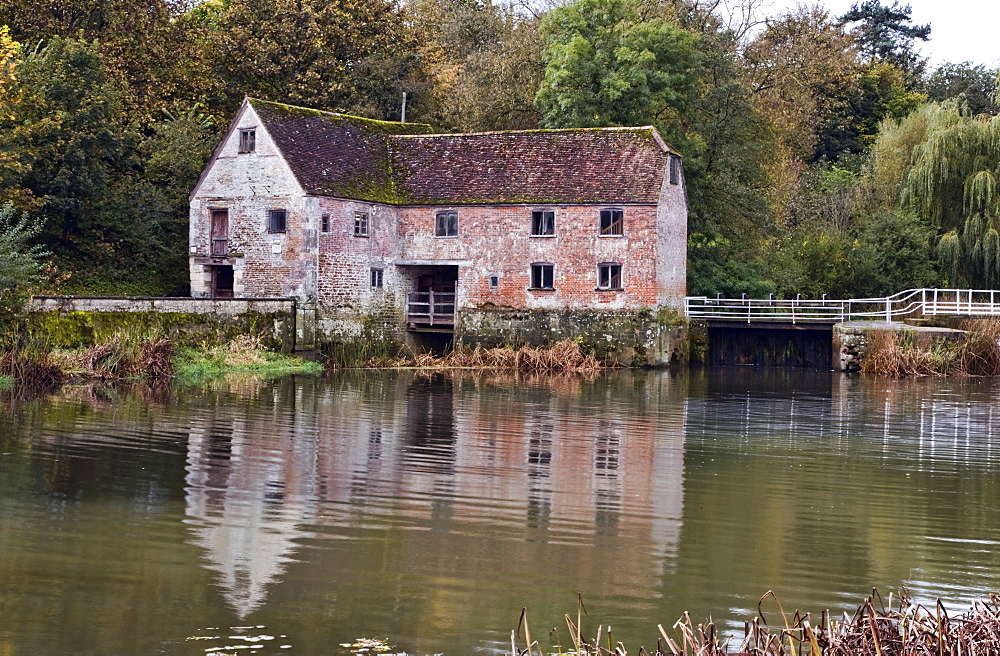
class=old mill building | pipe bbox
[189,98,689,364]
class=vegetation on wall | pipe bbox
[0,0,998,300]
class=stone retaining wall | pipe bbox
[28,296,302,352]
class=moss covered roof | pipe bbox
[250,99,672,205]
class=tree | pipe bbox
[208,0,422,118]
[840,0,930,80]
[0,204,48,330]
[0,35,125,258]
[535,0,700,132]
[924,62,998,116]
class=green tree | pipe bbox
[0,204,48,330]
[0,35,125,259]
[535,0,700,133]
[924,62,998,116]
[840,0,930,80]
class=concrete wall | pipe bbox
[28,296,299,352]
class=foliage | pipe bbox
[0,204,49,331]
[535,0,700,133]
[840,0,930,80]
[208,0,421,119]
[923,61,999,116]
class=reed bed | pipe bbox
[512,591,1000,656]
[54,333,175,380]
[385,339,605,371]
[861,319,1000,377]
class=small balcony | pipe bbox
[406,291,455,331]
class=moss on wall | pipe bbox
[456,307,689,367]
[28,310,296,352]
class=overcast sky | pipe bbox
[757,0,999,68]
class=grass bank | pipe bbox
[861,318,1000,376]
[174,334,323,382]
[514,590,1000,656]
[2,330,320,386]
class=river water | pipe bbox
[2,368,1000,655]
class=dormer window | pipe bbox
[239,128,256,153]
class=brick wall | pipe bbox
[396,203,667,311]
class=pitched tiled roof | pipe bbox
[251,99,432,203]
[388,129,671,205]
[251,99,673,205]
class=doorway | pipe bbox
[212,265,234,298]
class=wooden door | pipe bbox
[210,210,229,256]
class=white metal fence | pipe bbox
[684,288,1000,324]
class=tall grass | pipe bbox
[386,339,605,371]
[513,591,1000,656]
[860,318,1000,377]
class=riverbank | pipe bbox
[0,331,321,386]
[859,318,1000,376]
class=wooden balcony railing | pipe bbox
[406,291,455,327]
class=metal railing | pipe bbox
[406,291,456,327]
[684,289,1000,324]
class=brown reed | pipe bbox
[392,339,605,371]
[512,590,1000,656]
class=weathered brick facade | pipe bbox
[190,99,688,362]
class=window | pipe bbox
[321,214,330,233]
[530,263,554,290]
[268,209,286,233]
[239,128,256,153]
[354,211,369,237]
[488,274,500,290]
[435,211,458,237]
[370,268,384,288]
[599,209,623,236]
[597,262,622,290]
[531,210,555,236]
[669,154,682,185]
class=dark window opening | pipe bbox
[669,155,682,185]
[530,263,554,290]
[321,214,330,233]
[599,209,623,236]
[268,209,286,233]
[598,262,622,290]
[435,211,458,237]
[488,274,499,290]
[531,210,555,236]
[355,211,369,236]
[239,128,256,153]
[371,268,384,288]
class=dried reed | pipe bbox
[512,590,1000,656]
[396,339,605,371]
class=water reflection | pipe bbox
[4,369,1000,655]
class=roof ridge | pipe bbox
[390,126,660,139]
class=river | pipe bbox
[2,368,1000,655]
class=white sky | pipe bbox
[757,0,1000,68]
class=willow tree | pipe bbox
[867,100,1000,286]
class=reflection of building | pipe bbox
[183,372,688,619]
[184,388,319,618]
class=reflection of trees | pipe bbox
[675,368,1000,629]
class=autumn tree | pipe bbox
[207,0,423,118]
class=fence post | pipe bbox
[429,290,435,326]
[885,297,891,322]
